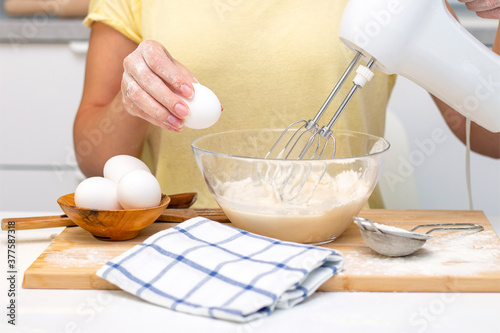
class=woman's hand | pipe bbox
[75,23,199,177]
[121,40,197,132]
[458,0,500,19]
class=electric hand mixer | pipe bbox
[264,0,500,202]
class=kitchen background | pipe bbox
[0,0,499,217]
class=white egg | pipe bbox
[117,170,162,209]
[182,83,222,129]
[103,155,151,183]
[74,177,123,210]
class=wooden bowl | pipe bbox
[57,193,171,241]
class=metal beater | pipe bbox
[262,52,376,202]
[262,0,500,203]
[265,51,375,161]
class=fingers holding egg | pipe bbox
[122,43,221,132]
[138,40,196,100]
[121,72,184,132]
[122,42,192,132]
[125,81,222,131]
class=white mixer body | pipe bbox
[339,0,500,132]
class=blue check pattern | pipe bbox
[97,217,344,322]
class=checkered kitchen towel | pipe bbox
[97,217,344,322]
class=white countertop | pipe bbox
[1,211,499,333]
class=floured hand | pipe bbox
[121,40,197,131]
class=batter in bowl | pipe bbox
[214,170,372,243]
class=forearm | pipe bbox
[74,91,150,177]
[432,96,500,158]
[432,6,500,158]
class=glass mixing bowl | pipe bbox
[191,129,390,243]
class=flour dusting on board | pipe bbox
[44,248,110,268]
[341,230,500,276]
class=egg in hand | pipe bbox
[182,83,222,129]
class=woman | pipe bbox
[74,0,500,207]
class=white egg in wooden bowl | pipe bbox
[74,176,122,210]
[117,169,162,209]
[58,193,170,241]
[103,154,151,183]
[63,155,168,240]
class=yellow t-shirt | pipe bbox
[84,0,396,208]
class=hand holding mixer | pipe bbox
[263,0,500,203]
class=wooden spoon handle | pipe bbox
[157,208,229,223]
[1,192,199,231]
[1,207,229,231]
[1,215,77,230]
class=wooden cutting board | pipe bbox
[23,209,500,292]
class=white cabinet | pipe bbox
[0,42,88,211]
